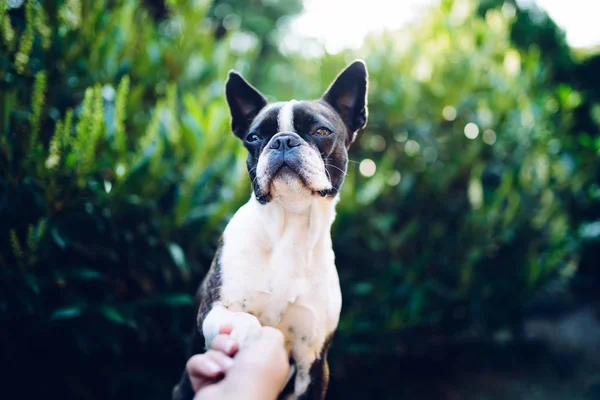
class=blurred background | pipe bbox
[1,0,600,399]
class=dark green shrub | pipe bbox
[0,1,253,397]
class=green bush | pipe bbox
[334,0,581,347]
[1,1,253,397]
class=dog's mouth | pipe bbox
[267,158,312,190]
[255,150,334,203]
[271,160,301,181]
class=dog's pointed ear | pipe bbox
[322,60,368,146]
[225,71,268,138]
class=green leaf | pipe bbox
[99,306,137,328]
[51,227,67,249]
[158,293,193,306]
[352,282,373,296]
[51,307,84,320]
[24,274,40,294]
[69,269,103,281]
[52,268,103,282]
[168,242,187,270]
[140,293,193,307]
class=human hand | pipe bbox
[188,325,290,400]
[186,324,239,392]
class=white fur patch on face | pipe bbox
[278,100,296,132]
[256,150,272,195]
[272,171,309,196]
[298,146,331,190]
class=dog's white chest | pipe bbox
[219,196,341,344]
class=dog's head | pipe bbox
[225,60,368,204]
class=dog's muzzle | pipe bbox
[256,132,332,198]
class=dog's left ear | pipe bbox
[226,71,268,138]
[322,59,368,146]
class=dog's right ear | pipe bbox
[322,60,368,147]
[225,71,268,138]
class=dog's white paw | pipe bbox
[202,306,262,350]
[228,312,262,348]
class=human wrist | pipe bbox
[219,366,283,400]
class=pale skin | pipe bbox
[187,325,291,400]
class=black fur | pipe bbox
[226,71,268,137]
[322,60,369,146]
[297,334,334,400]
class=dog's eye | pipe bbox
[314,127,332,136]
[246,133,260,143]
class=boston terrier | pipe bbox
[172,59,368,400]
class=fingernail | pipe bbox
[221,356,234,369]
[205,361,221,374]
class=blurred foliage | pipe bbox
[0,0,252,398]
[208,0,303,84]
[480,0,600,303]
[1,0,599,399]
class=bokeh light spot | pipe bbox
[548,139,561,154]
[483,129,497,145]
[501,2,517,18]
[442,106,457,121]
[468,178,483,209]
[45,154,59,169]
[369,134,387,151]
[116,164,126,177]
[504,49,521,76]
[359,159,376,177]
[464,123,479,139]
[414,59,432,82]
[394,131,408,142]
[387,171,402,186]
[102,85,115,101]
[405,140,421,156]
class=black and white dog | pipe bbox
[173,60,368,400]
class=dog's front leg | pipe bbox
[291,355,327,400]
[295,356,330,400]
[291,334,333,400]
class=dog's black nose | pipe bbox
[269,134,301,151]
